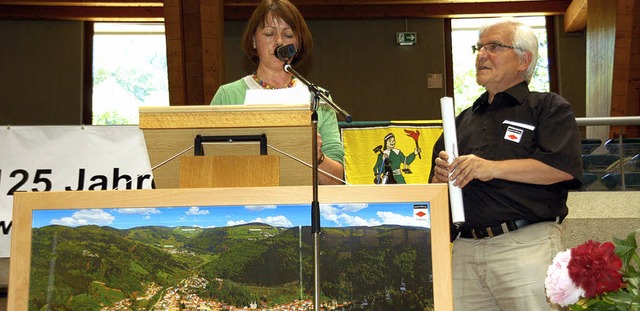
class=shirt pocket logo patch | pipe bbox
[504,125,524,143]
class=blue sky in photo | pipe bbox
[32,202,431,229]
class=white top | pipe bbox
[242,75,312,105]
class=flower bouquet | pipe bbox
[545,230,640,310]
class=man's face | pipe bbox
[475,24,529,95]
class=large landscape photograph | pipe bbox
[29,202,434,310]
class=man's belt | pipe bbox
[459,218,560,239]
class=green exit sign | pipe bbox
[397,32,417,45]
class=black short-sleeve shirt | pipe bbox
[430,82,583,230]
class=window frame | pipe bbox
[443,16,559,105]
[84,21,169,125]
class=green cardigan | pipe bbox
[211,77,345,165]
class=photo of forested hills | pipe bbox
[28,203,434,310]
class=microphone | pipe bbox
[274,44,297,61]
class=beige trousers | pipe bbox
[452,221,564,311]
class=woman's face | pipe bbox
[253,14,298,70]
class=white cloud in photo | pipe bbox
[186,206,209,216]
[320,204,340,223]
[338,203,369,213]
[322,203,374,226]
[51,209,115,227]
[227,219,247,226]
[254,215,293,227]
[227,215,293,227]
[378,211,429,228]
[319,203,428,228]
[339,213,381,227]
[245,205,277,211]
[117,208,161,215]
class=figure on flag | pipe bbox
[373,133,421,184]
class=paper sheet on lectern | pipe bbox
[245,87,311,105]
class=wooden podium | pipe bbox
[139,105,313,188]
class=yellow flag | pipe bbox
[341,124,442,185]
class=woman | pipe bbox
[211,0,344,185]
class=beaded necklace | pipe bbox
[251,72,295,89]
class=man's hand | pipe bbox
[448,154,496,188]
[433,150,573,187]
[431,151,495,188]
[431,150,451,184]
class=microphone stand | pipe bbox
[283,61,351,311]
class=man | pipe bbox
[429,18,582,310]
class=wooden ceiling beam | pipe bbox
[223,0,565,4]
[0,0,572,21]
[0,5,162,21]
[564,0,587,32]
[0,0,568,5]
[266,1,572,20]
[0,0,161,6]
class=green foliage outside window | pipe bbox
[452,17,550,115]
[92,23,169,125]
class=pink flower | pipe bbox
[545,249,586,306]
[567,240,623,297]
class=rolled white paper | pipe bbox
[440,97,465,225]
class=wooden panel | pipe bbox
[180,155,279,187]
[182,0,205,104]
[610,0,640,137]
[163,0,224,105]
[585,0,617,141]
[164,0,186,104]
[139,105,311,129]
[201,0,225,104]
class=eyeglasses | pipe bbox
[471,42,521,54]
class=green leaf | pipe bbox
[603,289,635,304]
[582,300,618,311]
[614,231,639,270]
[627,275,640,292]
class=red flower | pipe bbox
[567,240,624,297]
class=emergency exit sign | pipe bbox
[397,32,417,45]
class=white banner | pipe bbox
[0,126,154,257]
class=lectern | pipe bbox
[139,105,313,188]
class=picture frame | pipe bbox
[9,184,452,310]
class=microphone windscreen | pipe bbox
[275,44,297,60]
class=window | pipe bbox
[451,17,549,115]
[92,23,169,125]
